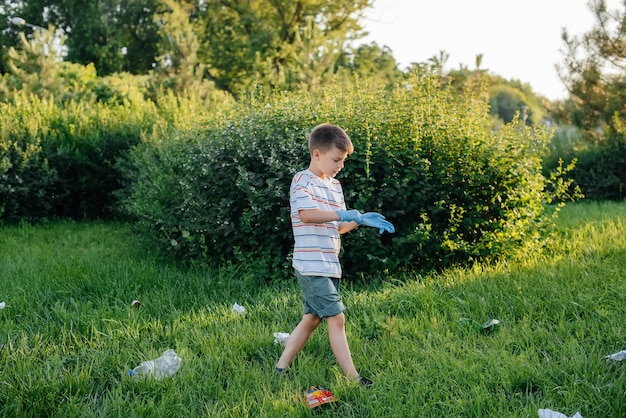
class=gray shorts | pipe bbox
[295,270,344,319]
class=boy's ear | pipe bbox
[312,149,321,159]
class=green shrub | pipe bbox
[123,99,314,278]
[0,87,233,222]
[335,78,552,272]
[571,138,626,201]
[45,98,165,218]
[0,92,158,220]
[0,122,58,222]
[544,125,625,201]
[123,74,557,279]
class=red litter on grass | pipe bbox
[304,386,337,409]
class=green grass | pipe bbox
[1,201,625,417]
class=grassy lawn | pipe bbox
[1,200,625,417]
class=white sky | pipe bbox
[360,0,622,100]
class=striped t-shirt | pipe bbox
[290,169,346,278]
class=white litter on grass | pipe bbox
[605,350,626,361]
[273,332,290,345]
[0,301,5,309]
[538,409,583,418]
[232,303,246,314]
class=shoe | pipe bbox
[355,375,372,387]
[275,367,290,375]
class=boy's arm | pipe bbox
[338,221,359,234]
[298,209,358,234]
[298,208,342,223]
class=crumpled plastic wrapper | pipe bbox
[0,301,5,309]
[273,332,290,345]
[232,303,246,314]
[460,317,500,332]
[605,350,626,361]
[538,408,583,418]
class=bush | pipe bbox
[335,78,552,272]
[544,125,626,201]
[0,87,234,222]
[123,74,557,279]
[123,97,314,277]
[0,92,159,220]
[0,124,58,222]
[571,138,626,201]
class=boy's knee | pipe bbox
[304,313,322,327]
[326,312,345,327]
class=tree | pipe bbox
[1,24,64,99]
[487,80,546,127]
[428,49,450,79]
[557,0,626,141]
[0,2,26,74]
[3,0,374,97]
[194,0,372,95]
[147,0,219,102]
[554,0,626,201]
[441,53,545,127]
[16,0,161,76]
[0,23,111,103]
[343,41,403,87]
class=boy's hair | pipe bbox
[308,123,354,155]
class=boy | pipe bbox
[275,123,395,386]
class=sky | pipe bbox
[360,0,622,101]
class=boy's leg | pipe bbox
[326,312,359,379]
[276,313,321,370]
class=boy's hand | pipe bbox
[337,210,395,234]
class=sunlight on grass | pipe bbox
[1,202,626,416]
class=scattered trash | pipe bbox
[233,303,246,314]
[538,408,583,418]
[131,300,141,309]
[0,301,5,309]
[481,318,500,329]
[128,349,182,380]
[304,386,337,409]
[460,317,500,333]
[273,332,290,345]
[605,350,626,361]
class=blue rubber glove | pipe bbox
[361,212,395,234]
[336,209,362,224]
[337,210,395,234]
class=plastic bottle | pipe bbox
[128,349,182,379]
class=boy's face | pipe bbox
[310,146,349,179]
